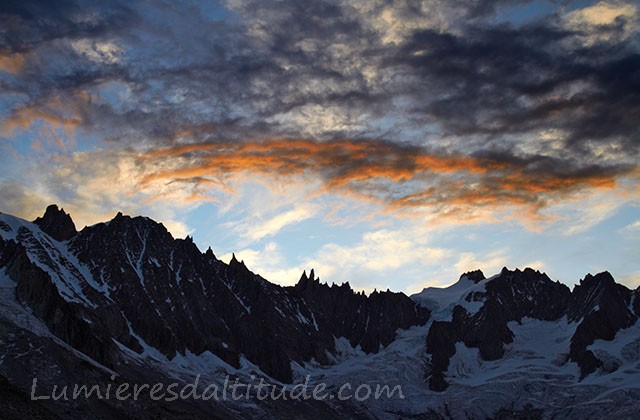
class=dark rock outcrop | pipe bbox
[462,269,486,284]
[33,205,77,241]
[0,237,122,369]
[425,267,571,391]
[425,306,471,392]
[293,269,430,353]
[472,267,572,323]
[568,272,637,377]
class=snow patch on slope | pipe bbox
[118,315,169,363]
[447,342,482,379]
[448,317,580,387]
[0,268,51,337]
[0,268,116,375]
[0,212,110,307]
[411,274,492,319]
[585,321,640,389]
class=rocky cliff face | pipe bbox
[2,239,122,370]
[424,267,571,391]
[33,204,77,242]
[422,267,639,391]
[294,270,430,354]
[567,272,638,377]
[0,206,429,384]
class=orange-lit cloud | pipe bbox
[139,138,632,221]
[0,52,25,74]
[1,93,87,137]
[142,139,488,177]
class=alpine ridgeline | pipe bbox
[1,206,639,419]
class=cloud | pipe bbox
[0,146,197,238]
[0,52,25,74]
[1,93,86,137]
[227,202,317,243]
[70,39,124,64]
[566,1,638,27]
[1,0,639,286]
[138,138,632,226]
[621,219,640,232]
[216,219,459,292]
[3,0,639,170]
[454,249,510,277]
[0,181,55,220]
[0,0,137,55]
[301,226,451,290]
[538,180,640,235]
[563,1,639,45]
[344,0,460,45]
[397,22,640,159]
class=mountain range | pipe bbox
[0,205,639,419]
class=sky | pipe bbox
[0,0,639,294]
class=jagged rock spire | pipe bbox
[33,204,77,241]
[205,246,216,259]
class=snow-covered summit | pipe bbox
[411,269,490,319]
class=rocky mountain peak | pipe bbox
[33,204,77,241]
[205,246,216,259]
[460,269,485,283]
[296,270,310,289]
[425,267,572,391]
[295,268,321,291]
[567,271,637,377]
[228,253,250,271]
[575,271,616,292]
[568,271,626,322]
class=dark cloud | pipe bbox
[1,0,638,214]
[396,19,640,160]
[0,0,136,54]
